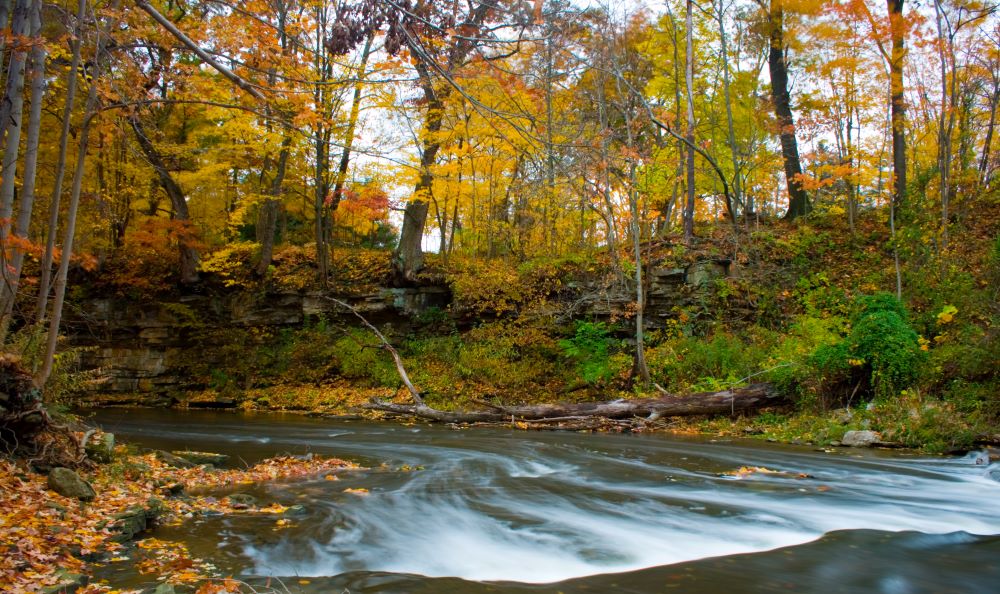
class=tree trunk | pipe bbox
[36,0,85,322]
[0,0,44,334]
[129,117,200,285]
[365,383,784,424]
[37,72,101,388]
[767,0,809,219]
[888,0,907,208]
[717,0,743,216]
[683,0,697,241]
[980,80,998,187]
[393,95,444,284]
[0,0,30,246]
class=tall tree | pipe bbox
[763,0,810,219]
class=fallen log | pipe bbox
[364,383,786,424]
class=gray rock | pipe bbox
[841,430,881,447]
[113,507,148,541]
[47,467,96,501]
[172,450,229,467]
[85,432,115,463]
[154,450,196,468]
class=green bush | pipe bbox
[332,329,400,388]
[559,321,620,385]
[848,293,924,398]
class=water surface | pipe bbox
[89,409,1000,593]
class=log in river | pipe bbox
[364,382,785,424]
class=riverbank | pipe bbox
[0,443,358,593]
[77,383,1000,454]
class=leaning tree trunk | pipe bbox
[129,117,200,285]
[767,0,810,220]
[366,383,785,424]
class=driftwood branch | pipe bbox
[321,296,423,405]
[365,383,785,425]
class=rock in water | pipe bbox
[48,467,96,501]
[841,430,880,447]
[154,450,197,468]
[85,432,115,463]
[171,451,229,466]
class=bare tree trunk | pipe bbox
[888,0,907,208]
[767,0,810,219]
[37,0,86,322]
[716,0,743,216]
[628,163,650,385]
[0,0,30,256]
[933,0,955,252]
[683,0,697,241]
[37,71,100,387]
[0,0,44,335]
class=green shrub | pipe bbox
[332,329,400,388]
[648,330,774,393]
[848,293,924,398]
[559,321,620,385]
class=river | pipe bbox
[89,409,1000,593]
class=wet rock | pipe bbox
[172,450,229,467]
[154,450,196,468]
[48,467,96,501]
[113,507,148,541]
[113,498,163,542]
[841,430,881,447]
[85,432,115,463]
[227,492,257,508]
[284,504,307,516]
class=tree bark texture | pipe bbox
[767,0,810,219]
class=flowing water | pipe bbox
[89,409,1000,593]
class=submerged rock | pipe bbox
[841,430,881,448]
[47,467,96,501]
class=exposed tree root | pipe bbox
[0,353,90,469]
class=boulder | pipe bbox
[85,432,115,463]
[172,450,229,467]
[47,467,96,501]
[841,430,881,448]
[154,450,196,468]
